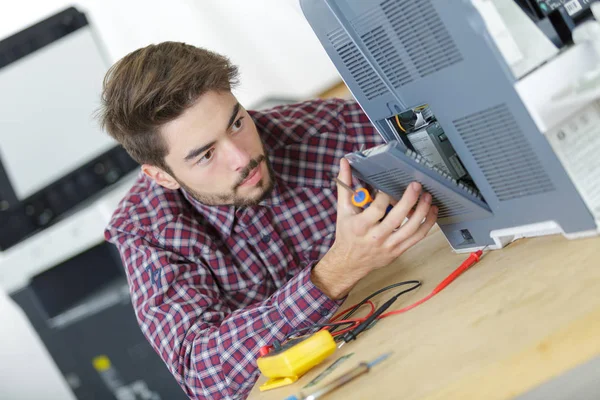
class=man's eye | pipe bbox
[197,149,214,165]
[232,117,244,132]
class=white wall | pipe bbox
[0,0,340,108]
[0,1,339,398]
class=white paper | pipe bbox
[547,101,600,219]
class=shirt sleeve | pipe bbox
[254,97,384,152]
[107,229,342,400]
[336,98,386,150]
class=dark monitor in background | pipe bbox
[0,7,137,251]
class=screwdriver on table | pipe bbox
[285,352,392,400]
[333,177,393,215]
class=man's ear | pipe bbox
[141,164,180,190]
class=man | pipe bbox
[100,42,437,399]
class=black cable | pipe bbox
[277,280,423,349]
[329,280,421,334]
[341,281,422,343]
[281,321,356,345]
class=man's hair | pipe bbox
[98,42,239,172]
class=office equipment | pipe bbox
[301,0,600,252]
[8,240,187,400]
[532,0,597,19]
[284,352,392,400]
[0,8,186,399]
[0,7,138,250]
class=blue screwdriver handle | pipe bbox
[363,202,394,215]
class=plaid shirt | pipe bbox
[105,98,384,399]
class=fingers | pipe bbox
[373,182,422,236]
[387,194,434,245]
[336,158,357,215]
[396,191,432,235]
[358,190,394,224]
[389,204,438,256]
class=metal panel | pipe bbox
[454,104,555,201]
[381,0,463,78]
[300,0,597,249]
[346,141,491,225]
[329,28,389,100]
[361,26,413,89]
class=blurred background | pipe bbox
[0,1,349,399]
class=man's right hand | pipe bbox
[311,158,438,299]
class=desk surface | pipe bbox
[249,229,600,399]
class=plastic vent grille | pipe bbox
[365,169,469,218]
[361,26,413,88]
[381,0,463,78]
[351,8,413,89]
[453,104,555,201]
[328,28,388,100]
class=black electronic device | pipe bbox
[0,7,138,250]
[535,0,597,19]
[516,0,598,19]
[515,0,600,45]
[10,242,187,400]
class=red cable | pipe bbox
[379,249,482,319]
[330,250,484,324]
[330,321,362,336]
[378,292,435,318]
[330,300,376,323]
[326,300,375,337]
[262,252,482,357]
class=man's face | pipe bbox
[156,91,274,207]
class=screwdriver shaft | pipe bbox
[333,177,355,193]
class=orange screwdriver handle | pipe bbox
[352,188,373,208]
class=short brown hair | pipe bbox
[98,42,239,171]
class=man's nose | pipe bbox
[224,139,251,171]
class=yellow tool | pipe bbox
[257,330,337,391]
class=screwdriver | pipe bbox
[333,178,393,214]
[284,352,392,400]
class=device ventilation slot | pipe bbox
[328,28,388,100]
[453,104,555,201]
[360,26,413,88]
[365,169,469,219]
[381,0,463,78]
[351,8,414,89]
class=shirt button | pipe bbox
[261,234,271,243]
[319,308,330,317]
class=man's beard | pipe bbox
[177,153,276,208]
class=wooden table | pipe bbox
[249,228,600,399]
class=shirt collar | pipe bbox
[180,173,286,237]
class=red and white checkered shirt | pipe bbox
[105,98,384,399]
